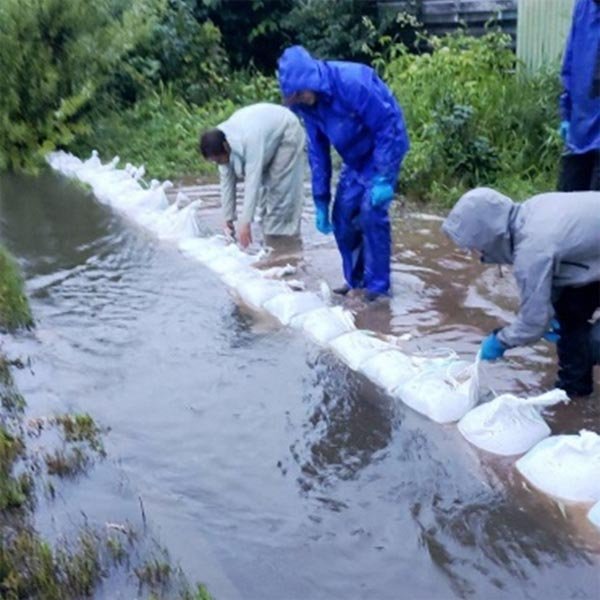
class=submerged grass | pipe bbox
[0,351,214,598]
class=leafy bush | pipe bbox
[282,0,382,61]
[200,0,294,71]
[112,0,229,106]
[0,0,163,172]
[382,31,562,204]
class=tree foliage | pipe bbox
[113,0,229,105]
[198,0,295,71]
[282,0,382,61]
[0,0,163,172]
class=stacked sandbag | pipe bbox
[588,501,600,529]
[390,352,475,423]
[49,152,600,532]
[516,430,600,502]
[458,389,570,456]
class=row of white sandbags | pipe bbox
[47,151,600,523]
[48,151,480,425]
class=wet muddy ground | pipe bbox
[0,172,598,599]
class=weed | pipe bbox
[53,413,107,456]
[44,447,89,478]
[135,557,173,588]
[106,535,127,564]
[0,528,104,599]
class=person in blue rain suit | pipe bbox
[557,0,600,191]
[277,45,409,300]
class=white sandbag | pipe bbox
[178,237,228,264]
[458,389,569,456]
[261,264,297,279]
[516,430,600,502]
[396,358,475,423]
[290,306,356,345]
[47,151,83,176]
[329,330,393,371]
[360,350,419,394]
[588,501,600,529]
[220,268,261,289]
[151,201,201,241]
[118,182,169,216]
[263,292,325,325]
[234,277,291,311]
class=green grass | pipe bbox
[0,247,32,331]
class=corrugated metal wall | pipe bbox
[517,0,575,70]
[379,0,518,39]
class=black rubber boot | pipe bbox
[332,284,351,296]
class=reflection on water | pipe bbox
[0,173,598,600]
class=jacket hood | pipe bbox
[277,45,330,99]
[441,187,519,264]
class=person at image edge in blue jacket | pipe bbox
[277,45,409,300]
[558,0,600,191]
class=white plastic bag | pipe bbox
[153,201,201,240]
[263,292,325,325]
[329,330,393,371]
[458,389,569,456]
[516,430,600,502]
[178,237,228,264]
[234,277,291,311]
[396,357,475,423]
[290,306,356,345]
[359,350,419,394]
[206,248,256,275]
[588,501,600,529]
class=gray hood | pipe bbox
[441,187,520,265]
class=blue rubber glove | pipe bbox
[542,318,561,344]
[370,176,394,207]
[559,120,570,142]
[480,332,507,361]
[314,198,333,234]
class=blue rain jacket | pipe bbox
[278,46,409,202]
[278,46,409,294]
[560,0,600,154]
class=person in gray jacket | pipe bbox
[442,187,600,397]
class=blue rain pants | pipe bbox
[332,166,397,294]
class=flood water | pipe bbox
[0,172,598,599]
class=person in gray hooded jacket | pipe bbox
[442,187,600,397]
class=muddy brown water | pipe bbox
[0,172,598,599]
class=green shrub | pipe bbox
[113,0,229,106]
[0,0,163,172]
[382,31,562,204]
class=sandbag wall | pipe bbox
[47,151,600,529]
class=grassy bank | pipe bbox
[0,247,33,332]
[0,247,212,598]
[74,73,281,182]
